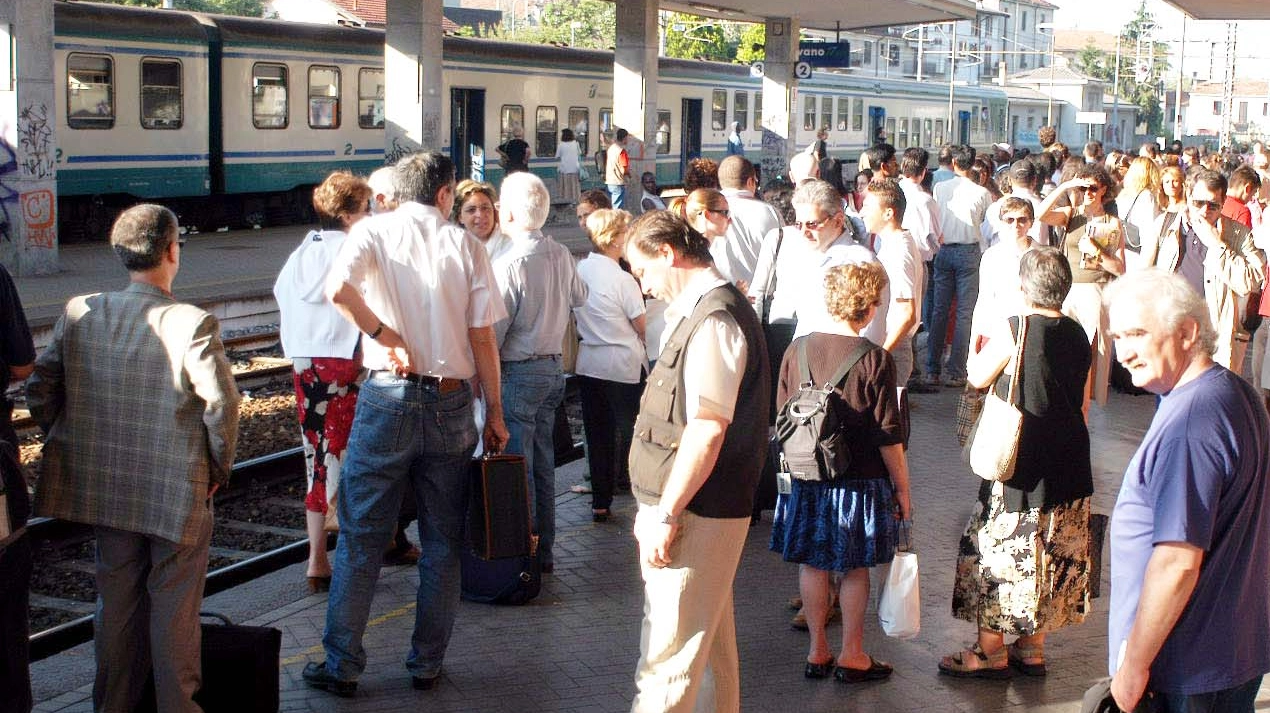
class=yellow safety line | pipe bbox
[280,601,418,666]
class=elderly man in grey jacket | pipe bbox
[28,204,239,713]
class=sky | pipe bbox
[1052,0,1270,81]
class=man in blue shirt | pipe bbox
[1105,269,1270,713]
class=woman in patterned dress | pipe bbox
[940,246,1094,678]
[274,171,371,592]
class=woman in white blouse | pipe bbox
[555,128,582,206]
[575,208,646,521]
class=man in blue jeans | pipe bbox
[491,172,587,572]
[924,145,991,388]
[303,151,509,696]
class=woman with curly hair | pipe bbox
[683,157,720,191]
[454,179,511,262]
[274,171,371,592]
[770,261,912,684]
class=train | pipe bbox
[52,1,1008,239]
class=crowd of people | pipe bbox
[2,127,1270,713]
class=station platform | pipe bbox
[31,387,1270,713]
[12,221,592,332]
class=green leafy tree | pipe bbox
[94,0,264,15]
[734,23,766,64]
[662,13,731,62]
[1074,42,1112,82]
[1069,2,1170,137]
[474,1,614,50]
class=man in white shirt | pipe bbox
[492,172,588,573]
[716,156,782,287]
[861,179,922,385]
[306,152,508,696]
[925,145,992,388]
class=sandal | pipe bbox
[938,643,1011,679]
[1008,641,1047,677]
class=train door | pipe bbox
[680,98,702,178]
[958,110,971,145]
[868,106,886,144]
[450,88,486,182]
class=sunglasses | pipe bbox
[1074,185,1100,194]
[1190,198,1222,212]
[794,214,839,231]
[1002,216,1033,225]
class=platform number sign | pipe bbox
[794,62,812,80]
[750,61,765,78]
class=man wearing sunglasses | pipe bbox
[1142,168,1265,371]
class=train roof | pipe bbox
[55,1,209,44]
[212,14,381,56]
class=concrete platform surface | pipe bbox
[29,387,1270,712]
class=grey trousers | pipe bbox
[93,519,212,713]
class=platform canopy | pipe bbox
[657,0,978,31]
[1158,0,1270,20]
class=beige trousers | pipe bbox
[631,507,750,713]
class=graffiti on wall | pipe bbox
[20,190,54,248]
[17,104,54,180]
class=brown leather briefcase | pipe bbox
[466,454,532,560]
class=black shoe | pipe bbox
[411,674,439,691]
[833,657,893,683]
[302,662,357,697]
[805,660,834,679]
[592,509,611,522]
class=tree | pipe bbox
[93,0,264,15]
[468,1,615,50]
[734,23,766,64]
[1070,2,1171,138]
[662,12,731,62]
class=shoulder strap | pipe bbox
[824,341,874,389]
[797,338,812,384]
[1005,316,1028,405]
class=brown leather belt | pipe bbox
[371,370,464,394]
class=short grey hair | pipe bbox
[110,203,178,271]
[1104,268,1218,357]
[1018,247,1071,310]
[791,179,843,217]
[499,171,550,231]
[788,152,819,183]
[367,166,400,210]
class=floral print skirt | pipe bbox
[951,482,1091,636]
[292,357,362,515]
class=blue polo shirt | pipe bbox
[1108,365,1270,694]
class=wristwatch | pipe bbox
[369,321,385,340]
[655,506,680,525]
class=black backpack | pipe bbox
[775,339,873,482]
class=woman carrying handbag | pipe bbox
[940,245,1095,679]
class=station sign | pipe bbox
[1076,111,1107,125]
[799,41,851,69]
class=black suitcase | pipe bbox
[459,535,542,605]
[466,454,532,560]
[134,612,281,713]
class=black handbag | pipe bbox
[134,612,281,713]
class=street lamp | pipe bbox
[1036,22,1056,126]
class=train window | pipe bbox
[897,118,908,149]
[852,98,863,133]
[733,92,748,134]
[836,98,848,132]
[358,68,385,129]
[753,92,762,131]
[803,95,816,131]
[140,58,182,130]
[599,108,613,137]
[711,89,726,131]
[500,104,524,144]
[934,119,945,147]
[67,53,114,129]
[924,119,934,148]
[656,109,671,155]
[568,107,589,155]
[308,66,340,129]
[252,63,288,129]
[536,106,558,158]
[885,117,896,145]
[820,97,832,135]
[910,117,921,147]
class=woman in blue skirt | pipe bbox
[770,261,913,683]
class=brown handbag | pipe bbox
[466,454,532,560]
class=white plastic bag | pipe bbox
[878,546,920,639]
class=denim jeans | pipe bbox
[925,243,980,380]
[321,375,476,682]
[502,358,566,566]
[607,183,627,210]
[1158,675,1262,713]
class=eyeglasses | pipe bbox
[1074,185,1100,194]
[794,213,839,231]
[1190,198,1222,212]
[1002,216,1033,225]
